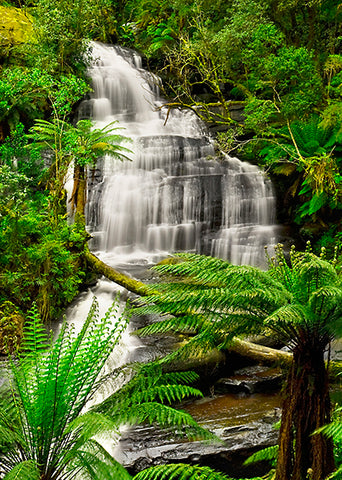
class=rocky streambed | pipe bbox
[116,363,283,477]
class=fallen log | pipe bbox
[229,337,292,367]
[84,248,150,296]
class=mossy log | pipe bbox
[84,248,150,296]
[229,338,293,367]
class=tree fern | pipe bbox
[133,246,342,479]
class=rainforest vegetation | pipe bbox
[1,0,342,479]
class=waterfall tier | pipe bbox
[81,42,277,267]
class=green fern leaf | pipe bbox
[132,463,239,480]
[3,461,40,480]
[244,444,279,467]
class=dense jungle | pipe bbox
[1,1,342,479]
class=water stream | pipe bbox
[65,42,280,472]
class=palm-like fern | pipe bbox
[0,298,213,480]
[134,245,342,480]
[134,252,290,361]
[28,118,132,217]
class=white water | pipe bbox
[64,42,279,466]
[66,41,279,403]
[80,42,277,269]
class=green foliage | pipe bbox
[0,123,44,182]
[63,119,132,167]
[0,6,33,58]
[0,300,24,354]
[28,117,132,217]
[244,445,279,468]
[0,299,131,479]
[258,117,342,224]
[132,463,237,480]
[94,362,215,443]
[29,118,132,168]
[136,246,342,355]
[315,403,342,479]
[0,66,90,131]
[31,0,119,74]
[0,193,87,320]
[0,165,29,218]
[0,299,213,479]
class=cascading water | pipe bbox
[80,42,277,268]
[63,42,280,471]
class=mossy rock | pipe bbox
[0,301,24,355]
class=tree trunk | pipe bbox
[275,342,335,480]
[70,163,86,223]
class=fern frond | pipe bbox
[94,363,203,422]
[156,371,200,386]
[326,465,342,480]
[66,411,120,443]
[2,460,40,480]
[69,440,132,480]
[123,402,217,442]
[132,463,237,480]
[316,420,342,441]
[20,303,49,356]
[264,304,308,341]
[244,444,279,467]
[133,313,203,336]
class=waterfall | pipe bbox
[80,42,277,268]
[63,43,279,465]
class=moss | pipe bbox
[157,256,185,266]
[0,300,24,354]
[0,6,33,47]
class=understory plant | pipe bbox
[133,463,262,480]
[0,298,214,480]
[134,245,342,480]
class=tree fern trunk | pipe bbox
[70,163,86,223]
[275,342,335,480]
[275,363,295,480]
[75,164,86,220]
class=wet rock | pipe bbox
[116,396,281,478]
[214,365,284,395]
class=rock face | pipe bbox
[116,365,282,478]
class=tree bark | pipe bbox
[70,163,86,223]
[275,343,335,480]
